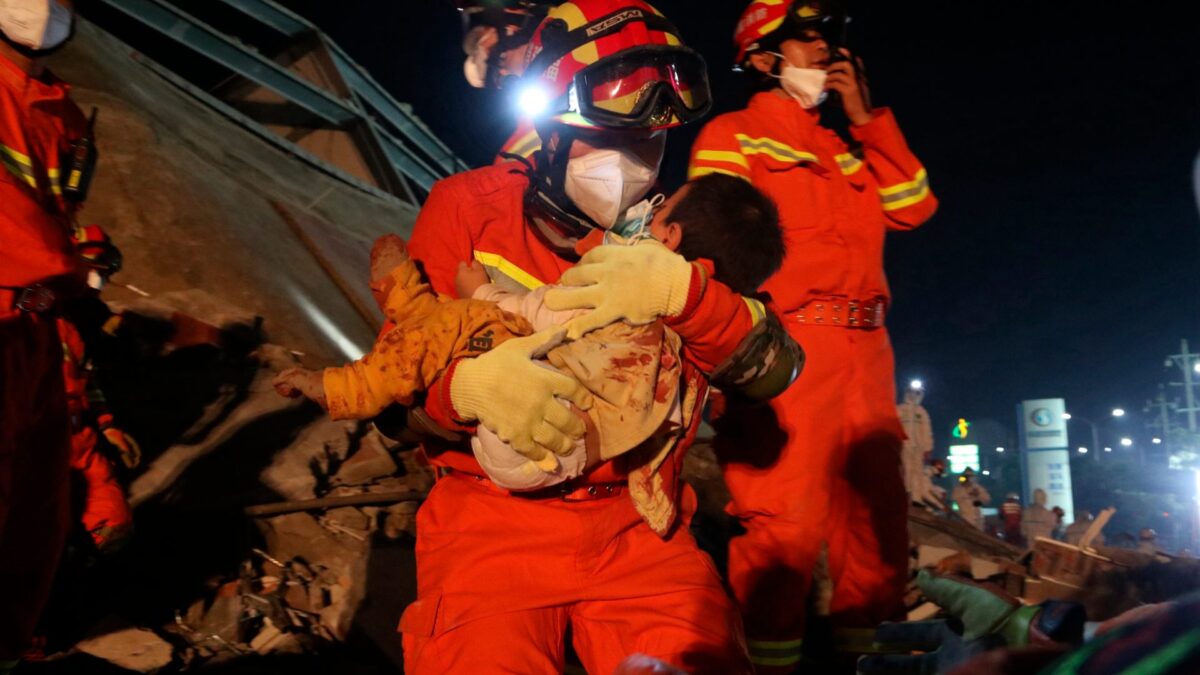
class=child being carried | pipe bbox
[274,174,784,532]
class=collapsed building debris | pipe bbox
[908,503,1200,624]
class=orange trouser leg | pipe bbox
[400,473,750,674]
[403,605,570,673]
[571,578,749,675]
[0,315,71,660]
[826,330,908,634]
[716,325,907,672]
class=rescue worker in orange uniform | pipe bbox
[0,1,92,669]
[690,1,938,669]
[60,225,137,552]
[396,2,801,671]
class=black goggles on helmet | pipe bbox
[563,46,712,129]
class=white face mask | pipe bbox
[564,147,658,229]
[768,52,827,109]
[0,0,72,52]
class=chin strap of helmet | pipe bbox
[521,125,603,252]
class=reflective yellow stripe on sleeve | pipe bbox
[695,150,749,169]
[687,166,750,181]
[735,134,820,165]
[878,168,931,211]
[503,130,541,159]
[835,152,864,176]
[473,250,545,291]
[1,144,37,189]
[743,296,767,327]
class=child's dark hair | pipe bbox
[670,173,784,296]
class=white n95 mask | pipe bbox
[768,52,828,109]
[564,148,658,230]
[0,0,72,52]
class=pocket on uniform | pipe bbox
[398,595,442,637]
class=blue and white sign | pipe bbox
[1018,398,1074,524]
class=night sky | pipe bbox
[279,1,1200,447]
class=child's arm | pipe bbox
[370,234,441,324]
[274,308,537,421]
[273,367,329,409]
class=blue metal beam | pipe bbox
[374,125,442,192]
[131,51,405,205]
[97,0,466,193]
[326,43,470,175]
[213,0,468,176]
[215,0,310,37]
[98,0,359,128]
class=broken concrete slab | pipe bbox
[76,621,174,673]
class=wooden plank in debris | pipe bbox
[908,506,1023,560]
[245,490,425,517]
[1080,507,1115,550]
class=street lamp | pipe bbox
[1065,413,1103,463]
[1120,437,1133,447]
[1112,408,1126,417]
[995,446,1005,453]
[909,379,924,391]
[1077,447,1089,454]
[1153,437,1163,445]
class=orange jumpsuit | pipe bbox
[58,318,133,548]
[400,163,758,674]
[689,92,937,670]
[0,54,87,660]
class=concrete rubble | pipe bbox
[907,505,1200,622]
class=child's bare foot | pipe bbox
[273,368,328,409]
[370,234,410,285]
[455,260,491,299]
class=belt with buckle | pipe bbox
[0,282,61,317]
[793,297,886,329]
[438,466,624,501]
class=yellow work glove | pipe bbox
[102,427,142,469]
[450,328,593,463]
[543,240,694,340]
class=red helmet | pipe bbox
[732,0,844,66]
[518,0,711,130]
[72,224,122,277]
